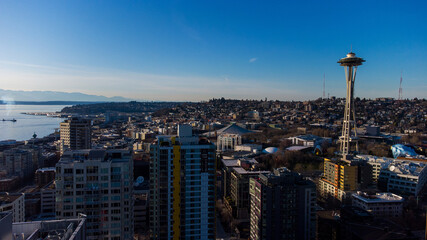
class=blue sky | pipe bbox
[0,0,426,101]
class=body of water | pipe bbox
[0,105,69,141]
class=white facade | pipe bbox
[318,179,347,201]
[378,161,427,196]
[40,183,55,216]
[217,134,242,151]
[0,193,25,223]
[234,144,262,153]
[358,155,427,196]
[352,192,404,217]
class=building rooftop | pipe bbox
[232,167,269,175]
[12,217,86,240]
[221,158,258,168]
[60,149,131,163]
[217,123,253,135]
[0,193,23,205]
[0,176,19,182]
[203,123,253,136]
[356,155,426,177]
[291,134,323,141]
[286,146,311,151]
[36,167,56,173]
[352,191,404,203]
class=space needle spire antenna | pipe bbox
[337,51,365,161]
[398,71,403,100]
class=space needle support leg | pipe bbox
[352,67,359,152]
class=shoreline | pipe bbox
[0,105,67,142]
[21,112,68,118]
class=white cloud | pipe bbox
[249,57,257,63]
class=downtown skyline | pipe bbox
[1,1,427,101]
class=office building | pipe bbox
[221,158,260,200]
[0,193,25,223]
[356,155,391,182]
[60,118,92,154]
[0,148,34,179]
[249,168,316,240]
[226,162,269,220]
[352,191,404,218]
[134,192,149,234]
[55,149,133,239]
[40,181,56,217]
[287,134,331,147]
[35,167,56,188]
[149,125,216,239]
[378,161,427,196]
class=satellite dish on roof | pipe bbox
[134,176,145,187]
[389,165,395,171]
[137,176,144,183]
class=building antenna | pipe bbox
[323,73,326,99]
[398,71,403,100]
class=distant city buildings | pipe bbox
[149,125,216,239]
[60,117,92,155]
[0,74,426,239]
[55,149,133,239]
[249,168,316,240]
[288,134,331,147]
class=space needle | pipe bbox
[337,52,365,161]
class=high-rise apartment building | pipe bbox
[249,168,316,240]
[55,149,133,240]
[60,118,91,155]
[229,166,269,220]
[319,158,372,201]
[149,125,216,240]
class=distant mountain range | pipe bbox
[0,89,133,102]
